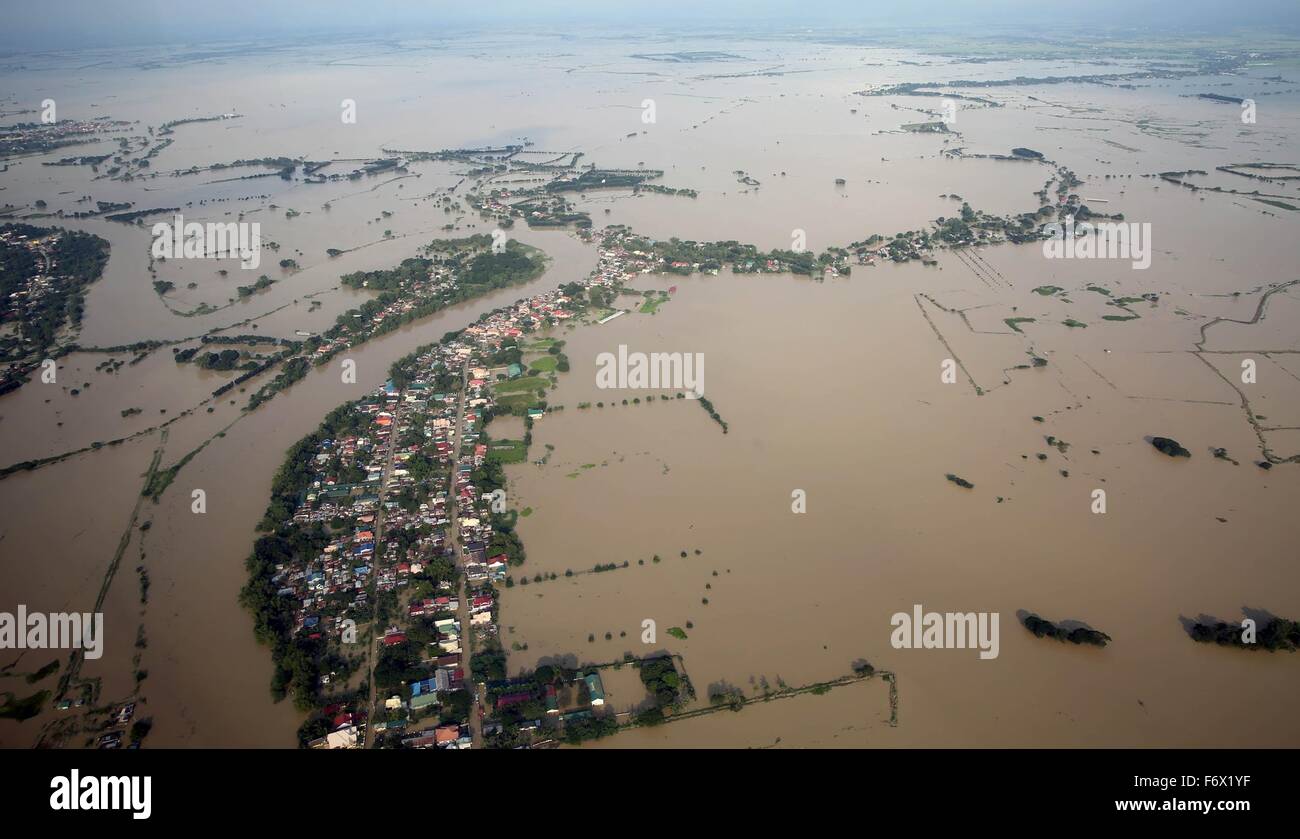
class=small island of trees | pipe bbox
[1022,613,1111,647]
[1151,436,1191,457]
[1190,615,1298,652]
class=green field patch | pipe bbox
[1033,285,1063,296]
[639,295,668,314]
[497,392,542,411]
[1102,314,1140,321]
[1062,318,1088,328]
[487,439,528,464]
[494,376,545,394]
[529,356,559,373]
[1005,317,1037,333]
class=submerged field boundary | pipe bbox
[1191,278,1300,464]
[915,293,982,395]
[617,667,899,734]
[52,428,167,711]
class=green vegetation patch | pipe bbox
[0,690,50,721]
[639,294,668,314]
[0,224,110,364]
[1190,616,1299,651]
[1005,317,1036,333]
[1151,436,1191,458]
[1045,435,1070,453]
[1022,613,1111,647]
[487,439,528,464]
[495,392,542,413]
[494,376,545,394]
[25,659,60,684]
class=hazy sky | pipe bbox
[2,0,1299,50]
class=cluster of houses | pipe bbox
[0,117,118,157]
[594,225,866,280]
[854,234,934,265]
[380,243,662,746]
[280,335,476,707]
[467,189,518,225]
[367,348,516,746]
[280,390,400,643]
[0,225,88,391]
[0,227,60,325]
[294,228,667,748]
[307,703,367,750]
[485,670,608,732]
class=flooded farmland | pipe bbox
[1,24,1298,752]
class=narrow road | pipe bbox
[447,362,484,748]
[362,398,403,748]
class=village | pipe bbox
[262,160,1138,751]
[0,222,111,396]
[0,116,125,160]
[258,226,695,749]
[235,233,549,411]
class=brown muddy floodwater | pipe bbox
[501,248,1300,747]
[0,225,593,747]
[2,32,1299,747]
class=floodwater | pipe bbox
[502,249,1299,747]
[2,31,1299,747]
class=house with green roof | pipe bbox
[583,672,606,706]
